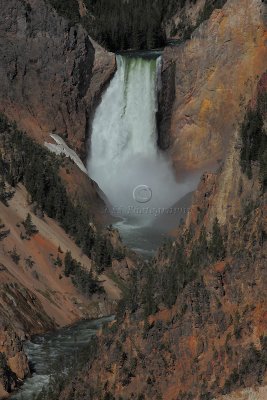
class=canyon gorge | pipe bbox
[0,0,266,399]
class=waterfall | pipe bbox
[87,55,193,226]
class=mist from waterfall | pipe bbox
[87,55,197,228]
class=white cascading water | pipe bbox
[88,55,195,221]
[88,55,200,254]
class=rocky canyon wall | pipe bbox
[159,0,266,176]
[0,0,116,155]
[57,72,267,400]
[0,0,118,226]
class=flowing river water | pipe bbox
[10,317,113,400]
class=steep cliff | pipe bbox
[0,116,129,397]
[0,0,115,155]
[163,0,228,40]
[0,1,266,399]
[54,74,267,400]
[0,180,123,397]
[0,2,120,394]
[158,0,266,176]
[0,0,118,227]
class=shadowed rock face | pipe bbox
[157,61,176,150]
[0,0,116,227]
[0,0,116,154]
[0,282,55,397]
[159,0,267,176]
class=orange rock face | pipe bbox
[56,69,267,400]
[0,180,122,396]
[159,0,267,175]
[0,331,29,380]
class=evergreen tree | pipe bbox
[240,93,267,190]
[125,270,140,313]
[64,251,101,297]
[0,178,13,205]
[209,218,225,261]
[64,251,74,277]
[25,256,35,269]
[142,267,157,317]
[10,246,20,264]
[23,213,38,237]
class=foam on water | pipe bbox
[87,54,199,253]
[87,55,191,221]
[10,317,113,399]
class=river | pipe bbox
[10,316,113,400]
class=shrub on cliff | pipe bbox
[222,337,267,394]
[0,179,14,205]
[9,246,20,265]
[0,228,9,241]
[240,93,267,190]
[209,218,225,261]
[22,213,38,237]
[92,233,113,273]
[123,219,226,314]
[64,251,101,297]
[49,0,80,24]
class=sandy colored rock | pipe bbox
[213,386,267,400]
[0,183,122,395]
[159,0,267,175]
[7,352,28,380]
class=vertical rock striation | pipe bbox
[159,0,266,175]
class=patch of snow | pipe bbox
[44,134,87,174]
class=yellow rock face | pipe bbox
[162,0,267,175]
[8,352,29,380]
